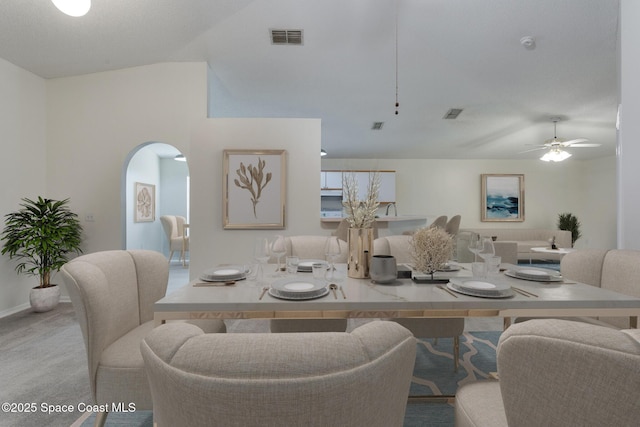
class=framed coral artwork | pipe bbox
[481,174,525,222]
[223,149,286,229]
[134,182,155,222]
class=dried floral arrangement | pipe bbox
[410,227,453,273]
[234,157,272,218]
[342,171,380,229]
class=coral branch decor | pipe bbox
[233,157,272,218]
[410,227,453,274]
[223,150,286,230]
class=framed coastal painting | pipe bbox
[134,182,155,222]
[223,149,286,229]
[481,174,524,222]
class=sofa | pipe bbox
[455,318,640,427]
[461,228,572,261]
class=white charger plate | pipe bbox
[504,267,562,282]
[447,281,514,299]
[268,277,329,300]
[199,266,248,282]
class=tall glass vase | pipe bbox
[347,227,374,279]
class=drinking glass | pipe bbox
[286,256,299,274]
[324,236,342,282]
[253,237,270,284]
[270,235,287,275]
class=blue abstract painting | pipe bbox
[482,174,524,221]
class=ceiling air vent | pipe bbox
[270,29,303,45]
[443,108,463,119]
[372,122,384,130]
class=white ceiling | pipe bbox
[0,0,619,160]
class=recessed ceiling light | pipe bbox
[51,0,91,17]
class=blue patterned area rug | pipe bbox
[78,331,500,427]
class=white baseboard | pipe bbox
[0,303,30,319]
[0,297,72,319]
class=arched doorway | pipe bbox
[121,142,189,267]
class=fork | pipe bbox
[258,286,269,300]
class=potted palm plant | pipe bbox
[557,212,582,247]
[1,197,83,312]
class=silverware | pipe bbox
[511,286,538,297]
[329,283,338,299]
[437,284,458,298]
[259,286,269,300]
[338,285,347,299]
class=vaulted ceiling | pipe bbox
[0,0,619,160]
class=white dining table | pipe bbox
[154,263,640,329]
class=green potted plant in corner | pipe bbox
[1,197,83,312]
[557,212,582,248]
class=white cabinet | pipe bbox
[378,172,396,203]
[320,171,343,189]
[339,171,396,203]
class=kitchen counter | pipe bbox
[320,216,426,223]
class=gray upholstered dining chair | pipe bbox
[141,321,416,427]
[429,215,448,229]
[374,234,465,370]
[160,215,189,266]
[455,319,640,427]
[445,214,462,236]
[61,250,226,427]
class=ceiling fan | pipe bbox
[523,118,601,162]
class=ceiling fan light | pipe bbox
[540,149,571,162]
[51,0,91,17]
[174,154,186,162]
[320,149,327,157]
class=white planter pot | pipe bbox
[29,285,61,313]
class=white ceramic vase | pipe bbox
[29,285,61,313]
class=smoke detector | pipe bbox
[520,36,536,50]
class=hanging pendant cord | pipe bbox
[395,1,399,115]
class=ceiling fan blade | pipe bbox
[519,146,547,154]
[567,143,601,148]
[561,138,589,146]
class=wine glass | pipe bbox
[324,236,342,282]
[467,234,482,262]
[253,237,270,284]
[477,237,496,262]
[270,235,287,275]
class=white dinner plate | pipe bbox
[297,259,328,272]
[447,281,514,299]
[199,265,248,282]
[449,277,512,292]
[504,267,562,282]
[268,277,329,300]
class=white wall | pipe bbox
[618,1,640,249]
[189,118,323,279]
[126,147,162,251]
[322,156,617,250]
[45,63,208,256]
[0,58,47,315]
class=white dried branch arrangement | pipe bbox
[233,157,272,218]
[410,227,453,273]
[342,171,380,229]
